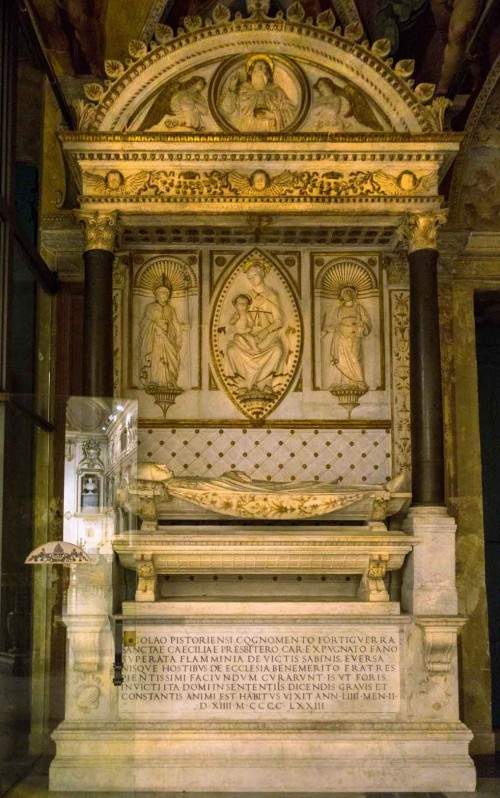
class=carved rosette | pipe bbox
[400,211,448,254]
[76,210,118,252]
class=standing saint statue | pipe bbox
[321,286,372,392]
[219,55,296,132]
[139,277,182,388]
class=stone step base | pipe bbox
[50,725,475,792]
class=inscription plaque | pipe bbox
[119,625,401,719]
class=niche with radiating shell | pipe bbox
[314,257,380,417]
[133,257,198,417]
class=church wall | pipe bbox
[439,259,500,754]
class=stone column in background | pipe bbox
[399,211,458,615]
[76,210,117,397]
[406,210,448,506]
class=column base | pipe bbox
[402,505,458,615]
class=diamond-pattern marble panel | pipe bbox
[138,428,391,484]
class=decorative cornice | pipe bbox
[59,131,463,144]
[399,211,448,254]
[76,210,118,252]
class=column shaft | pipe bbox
[409,247,444,505]
[83,248,114,397]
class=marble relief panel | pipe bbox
[114,246,391,424]
[312,255,383,417]
[124,52,391,135]
[129,254,201,416]
[210,249,302,421]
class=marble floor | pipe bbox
[2,755,500,798]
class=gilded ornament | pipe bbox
[84,170,150,196]
[104,60,124,81]
[128,39,148,61]
[316,9,335,30]
[72,100,97,131]
[395,59,415,79]
[415,82,436,103]
[246,0,271,19]
[428,96,452,132]
[76,210,118,252]
[371,38,391,59]
[344,21,364,42]
[401,210,448,253]
[286,2,306,22]
[154,23,174,44]
[83,83,105,103]
[212,3,231,24]
[183,15,203,31]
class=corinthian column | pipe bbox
[403,211,447,506]
[76,211,117,397]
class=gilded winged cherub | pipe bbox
[219,55,296,132]
[137,75,209,132]
[311,77,384,132]
[84,170,150,196]
[372,170,434,195]
[224,169,295,196]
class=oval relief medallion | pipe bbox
[211,251,302,421]
[210,53,309,133]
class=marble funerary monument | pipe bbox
[48,1,475,791]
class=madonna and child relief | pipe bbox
[211,253,302,421]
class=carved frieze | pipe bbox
[80,167,436,205]
[211,249,302,421]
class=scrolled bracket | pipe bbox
[415,616,467,674]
